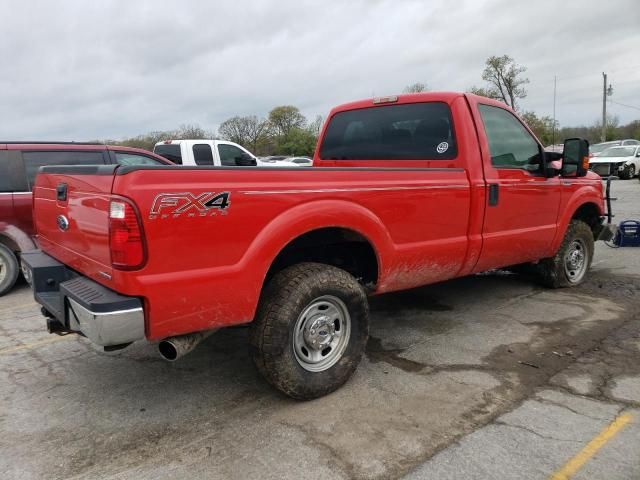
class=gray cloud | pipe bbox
[1,0,639,141]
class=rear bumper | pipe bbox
[20,251,145,346]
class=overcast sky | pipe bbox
[1,0,639,141]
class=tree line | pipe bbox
[102,106,322,157]
[104,55,638,155]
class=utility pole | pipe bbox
[601,72,607,142]
[552,75,557,146]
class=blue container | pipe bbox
[614,220,640,247]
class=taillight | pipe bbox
[109,198,146,269]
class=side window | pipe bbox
[218,144,245,166]
[478,104,541,169]
[22,151,105,190]
[192,144,214,165]
[114,152,164,166]
[0,152,10,192]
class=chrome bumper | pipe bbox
[21,251,145,347]
[66,298,144,346]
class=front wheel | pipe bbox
[621,164,635,180]
[249,263,369,399]
[537,220,594,288]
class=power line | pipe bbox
[608,99,640,112]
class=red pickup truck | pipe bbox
[22,92,612,399]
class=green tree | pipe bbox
[278,127,317,157]
[471,55,529,110]
[521,111,558,145]
[268,106,306,138]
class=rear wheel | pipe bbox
[537,220,594,288]
[0,244,19,296]
[249,262,369,399]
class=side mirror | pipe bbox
[235,153,257,166]
[562,138,590,177]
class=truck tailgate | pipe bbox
[33,165,117,282]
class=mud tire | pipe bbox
[249,262,369,400]
[537,220,594,288]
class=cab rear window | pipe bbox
[319,102,456,160]
[154,144,182,164]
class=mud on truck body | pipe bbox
[22,92,613,399]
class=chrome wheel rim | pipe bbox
[293,295,351,372]
[564,239,588,283]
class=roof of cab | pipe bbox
[330,91,466,114]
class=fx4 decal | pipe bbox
[149,192,230,219]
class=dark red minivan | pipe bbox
[0,142,171,296]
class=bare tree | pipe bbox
[403,82,428,93]
[307,115,324,136]
[219,115,269,152]
[471,55,529,110]
[175,124,213,139]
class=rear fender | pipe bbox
[240,199,393,297]
[0,224,37,253]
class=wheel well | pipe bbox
[0,234,20,254]
[265,228,379,289]
[571,203,602,238]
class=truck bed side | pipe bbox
[114,166,471,339]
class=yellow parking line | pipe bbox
[0,335,75,355]
[549,412,634,480]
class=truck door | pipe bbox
[471,102,561,271]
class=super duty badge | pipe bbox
[149,192,230,219]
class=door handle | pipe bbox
[56,183,68,201]
[488,183,499,206]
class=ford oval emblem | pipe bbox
[57,215,69,231]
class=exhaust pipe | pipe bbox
[158,330,217,361]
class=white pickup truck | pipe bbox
[153,139,258,166]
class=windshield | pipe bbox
[153,144,182,164]
[590,142,618,154]
[601,146,635,157]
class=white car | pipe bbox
[589,145,640,179]
[287,156,313,167]
[590,139,640,157]
[153,140,258,166]
[256,156,313,167]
